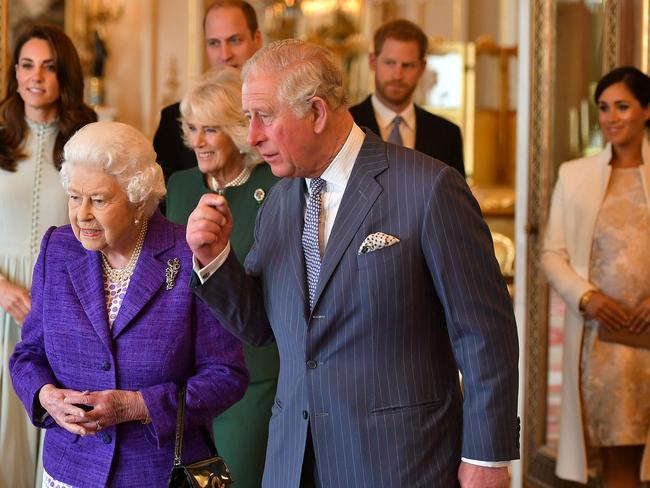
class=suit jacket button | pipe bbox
[102,433,112,444]
[302,410,309,420]
[101,361,111,371]
[306,360,317,369]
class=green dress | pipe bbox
[167,164,280,488]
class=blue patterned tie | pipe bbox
[302,177,326,309]
[387,115,403,146]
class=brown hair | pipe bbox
[373,19,428,60]
[203,0,259,36]
[0,24,97,172]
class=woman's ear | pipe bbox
[310,97,328,134]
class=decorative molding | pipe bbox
[524,2,554,486]
[603,0,618,73]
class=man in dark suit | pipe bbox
[350,19,465,176]
[153,0,262,181]
[187,40,518,487]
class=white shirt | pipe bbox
[371,94,416,149]
[193,122,509,469]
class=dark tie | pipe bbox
[387,115,403,146]
[302,177,326,309]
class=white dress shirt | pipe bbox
[371,94,416,149]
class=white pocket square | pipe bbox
[357,232,400,255]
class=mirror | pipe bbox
[524,0,649,486]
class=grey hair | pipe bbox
[180,67,261,167]
[60,121,166,219]
[242,39,348,118]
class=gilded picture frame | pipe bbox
[523,0,649,486]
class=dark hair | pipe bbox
[594,66,650,127]
[0,23,97,172]
[374,19,428,60]
[203,0,259,37]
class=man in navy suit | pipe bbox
[187,39,518,487]
[350,19,465,177]
[153,0,262,182]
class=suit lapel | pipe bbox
[413,105,428,154]
[111,213,172,339]
[285,178,309,307]
[312,131,388,309]
[359,96,381,135]
[67,250,113,353]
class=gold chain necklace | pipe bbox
[101,221,148,283]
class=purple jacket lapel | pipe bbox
[67,251,113,352]
[111,212,173,339]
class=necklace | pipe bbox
[101,221,148,283]
[209,166,252,194]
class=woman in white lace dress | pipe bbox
[542,67,650,487]
[0,24,95,487]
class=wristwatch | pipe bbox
[579,289,597,312]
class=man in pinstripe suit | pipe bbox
[187,39,519,487]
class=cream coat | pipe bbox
[541,138,650,483]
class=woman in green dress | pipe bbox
[166,66,279,488]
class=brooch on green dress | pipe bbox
[254,188,266,204]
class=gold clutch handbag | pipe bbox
[598,326,650,349]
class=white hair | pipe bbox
[60,121,166,219]
[242,39,348,118]
[180,67,261,167]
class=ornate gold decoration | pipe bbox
[524,0,555,484]
[603,0,619,73]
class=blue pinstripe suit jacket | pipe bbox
[194,130,519,487]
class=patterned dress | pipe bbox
[0,119,67,488]
[581,166,650,446]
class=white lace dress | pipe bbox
[581,166,650,447]
[0,119,68,488]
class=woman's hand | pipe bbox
[63,389,150,433]
[0,278,31,324]
[583,292,629,331]
[627,297,650,333]
[38,384,94,436]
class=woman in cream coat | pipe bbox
[542,66,650,486]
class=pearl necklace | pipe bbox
[210,166,252,194]
[101,221,148,283]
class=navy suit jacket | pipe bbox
[194,130,518,487]
[10,212,248,487]
[153,102,197,182]
[350,95,465,177]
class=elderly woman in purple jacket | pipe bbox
[9,121,249,487]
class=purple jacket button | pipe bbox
[102,433,112,444]
[101,361,110,371]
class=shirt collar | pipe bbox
[306,123,365,194]
[371,94,416,131]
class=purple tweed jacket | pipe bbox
[10,211,249,487]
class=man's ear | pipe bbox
[254,30,263,50]
[369,52,377,71]
[310,97,328,134]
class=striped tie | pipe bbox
[302,177,326,309]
